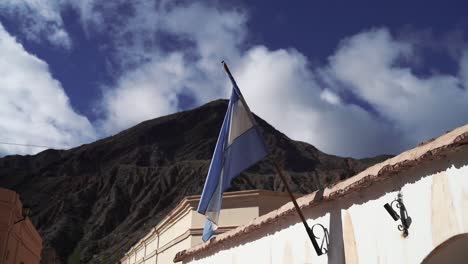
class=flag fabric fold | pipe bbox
[197,81,268,242]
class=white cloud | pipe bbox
[234,46,402,157]
[85,2,418,157]
[326,28,468,147]
[65,0,163,69]
[3,0,468,158]
[0,23,95,155]
[96,2,246,133]
[460,50,468,89]
[320,89,341,105]
[93,3,468,158]
[98,52,187,134]
[161,2,246,73]
[0,0,72,48]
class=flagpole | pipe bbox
[221,61,324,256]
[270,159,323,256]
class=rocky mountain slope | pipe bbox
[0,100,389,263]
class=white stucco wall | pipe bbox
[348,165,468,263]
[184,161,468,264]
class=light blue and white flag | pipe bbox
[197,80,268,242]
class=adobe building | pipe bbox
[0,187,43,264]
[121,190,296,264]
[175,123,468,264]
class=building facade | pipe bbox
[175,124,468,264]
[0,187,43,264]
[121,190,296,264]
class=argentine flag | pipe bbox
[197,79,268,242]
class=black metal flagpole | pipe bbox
[221,61,325,256]
[270,160,325,256]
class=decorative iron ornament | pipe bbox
[384,192,412,237]
[310,223,329,255]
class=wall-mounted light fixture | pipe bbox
[306,223,329,256]
[383,192,411,237]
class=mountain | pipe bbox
[0,100,389,263]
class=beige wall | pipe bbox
[121,190,293,263]
[159,212,192,249]
[183,149,468,264]
[158,237,191,264]
[0,187,43,264]
[190,206,258,229]
[145,236,158,256]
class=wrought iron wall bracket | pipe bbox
[384,192,411,237]
[307,223,329,256]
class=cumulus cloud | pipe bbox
[89,2,468,157]
[98,52,187,134]
[325,28,468,151]
[234,46,402,157]
[0,0,72,48]
[161,3,246,73]
[460,50,468,89]
[0,24,95,155]
[2,0,468,158]
[95,2,245,133]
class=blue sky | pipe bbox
[0,0,467,158]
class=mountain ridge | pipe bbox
[0,99,389,263]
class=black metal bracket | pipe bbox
[308,223,329,256]
[384,192,411,237]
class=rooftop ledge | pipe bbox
[174,123,468,262]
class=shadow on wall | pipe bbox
[327,208,344,263]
